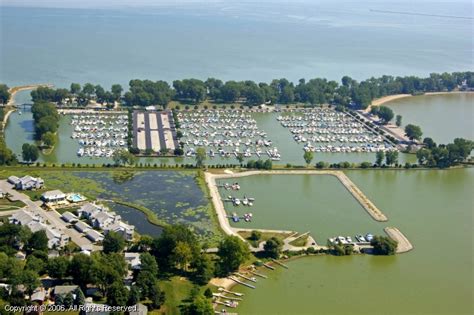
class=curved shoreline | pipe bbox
[367,91,474,112]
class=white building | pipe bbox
[124,252,141,270]
[8,175,44,190]
[9,209,69,249]
[41,190,66,203]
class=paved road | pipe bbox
[0,180,98,250]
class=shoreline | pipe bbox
[2,84,54,132]
[367,91,474,112]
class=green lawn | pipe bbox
[289,234,309,247]
[156,277,195,315]
[0,198,25,211]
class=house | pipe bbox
[8,175,44,190]
[74,221,92,233]
[85,229,104,243]
[124,252,141,270]
[104,220,135,241]
[41,190,66,203]
[53,285,78,298]
[61,211,78,223]
[30,287,46,303]
[15,251,26,260]
[129,304,148,315]
[10,210,68,249]
[77,203,104,219]
[9,209,41,226]
[92,212,115,229]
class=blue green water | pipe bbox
[1,1,472,88]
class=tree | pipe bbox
[41,132,55,147]
[385,150,399,166]
[395,114,402,127]
[26,230,48,252]
[216,236,250,276]
[0,84,10,105]
[190,254,214,285]
[21,143,39,163]
[186,295,213,315]
[249,230,261,241]
[63,292,74,308]
[111,84,123,101]
[416,148,432,165]
[376,106,394,123]
[74,287,86,306]
[405,124,423,141]
[375,151,385,166]
[263,237,283,259]
[139,252,159,277]
[303,151,314,166]
[136,270,156,298]
[151,224,200,272]
[69,254,95,288]
[0,138,17,166]
[107,281,129,307]
[172,241,193,271]
[127,285,141,306]
[103,231,125,254]
[113,149,137,166]
[70,83,81,95]
[371,236,398,255]
[149,281,165,309]
[195,147,206,168]
[21,269,40,296]
[90,253,128,295]
[25,256,46,274]
[423,137,436,149]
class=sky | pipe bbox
[1,0,471,9]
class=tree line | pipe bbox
[25,71,474,109]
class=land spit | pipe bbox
[384,227,414,253]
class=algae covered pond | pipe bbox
[0,170,219,240]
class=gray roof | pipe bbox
[74,221,92,232]
[85,229,104,241]
[54,285,78,296]
[62,211,78,222]
[42,190,66,199]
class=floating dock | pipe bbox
[271,259,289,269]
[235,273,257,283]
[250,271,268,279]
[263,263,275,270]
[229,277,256,289]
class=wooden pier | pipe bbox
[218,288,244,296]
[271,258,289,269]
[250,271,268,279]
[263,263,275,270]
[235,273,257,283]
[229,276,256,289]
[213,293,243,301]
